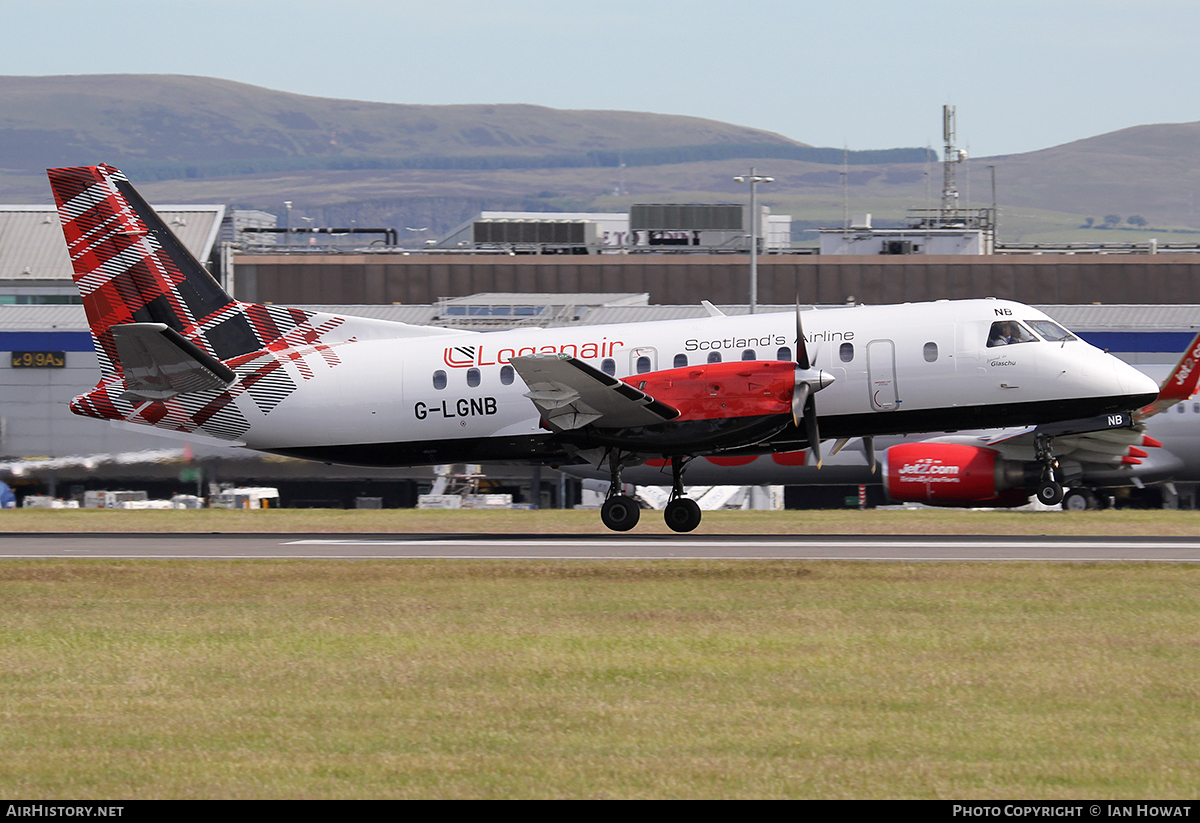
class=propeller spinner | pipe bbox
[791,300,836,465]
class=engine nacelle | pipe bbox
[882,442,1030,507]
[624,360,796,421]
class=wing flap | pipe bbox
[510,354,680,431]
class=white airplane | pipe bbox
[48,164,1159,532]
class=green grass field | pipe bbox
[3,508,1199,798]
[1,559,1197,799]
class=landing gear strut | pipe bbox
[600,449,640,532]
[1034,434,1065,506]
[663,456,702,533]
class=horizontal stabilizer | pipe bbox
[112,322,237,401]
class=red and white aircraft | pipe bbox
[48,164,1160,531]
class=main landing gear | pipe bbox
[1063,487,1105,511]
[600,449,640,531]
[663,456,702,533]
[600,494,640,531]
[599,451,703,533]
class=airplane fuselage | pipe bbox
[246,299,1153,468]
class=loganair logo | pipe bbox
[443,339,625,369]
[898,458,961,483]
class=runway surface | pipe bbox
[4,533,1200,561]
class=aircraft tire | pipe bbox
[1063,488,1099,511]
[664,498,702,533]
[1037,481,1065,507]
[601,495,641,532]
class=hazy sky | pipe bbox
[4,0,1196,158]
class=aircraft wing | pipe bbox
[926,411,1157,468]
[510,354,680,431]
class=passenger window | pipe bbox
[500,365,515,385]
[673,353,688,368]
[433,370,447,390]
[924,342,938,362]
[839,342,854,362]
[988,321,1037,347]
[707,351,722,364]
[601,359,616,376]
[777,347,791,361]
[1178,405,1185,414]
[741,349,756,361]
[636,356,651,374]
[466,368,481,388]
[1194,403,1199,414]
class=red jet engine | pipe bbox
[882,442,1030,507]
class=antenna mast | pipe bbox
[941,104,963,214]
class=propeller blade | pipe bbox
[803,392,822,466]
[863,436,877,473]
[792,381,810,428]
[795,298,811,370]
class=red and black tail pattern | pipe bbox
[49,164,352,441]
[48,164,256,377]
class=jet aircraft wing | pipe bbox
[510,354,680,432]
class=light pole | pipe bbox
[734,167,773,314]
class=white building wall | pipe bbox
[0,351,191,459]
[818,229,984,255]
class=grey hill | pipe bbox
[1,74,1197,240]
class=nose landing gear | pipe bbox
[1034,434,1065,506]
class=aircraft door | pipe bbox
[866,339,900,411]
[955,321,988,377]
[629,347,658,375]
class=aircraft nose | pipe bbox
[1116,358,1160,403]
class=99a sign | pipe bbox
[11,351,66,368]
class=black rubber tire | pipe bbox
[1037,481,1065,506]
[601,495,641,532]
[664,498,703,533]
[1063,488,1098,511]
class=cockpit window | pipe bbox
[1026,319,1077,343]
[987,320,1038,347]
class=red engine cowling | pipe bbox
[883,443,1029,507]
[622,361,795,421]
